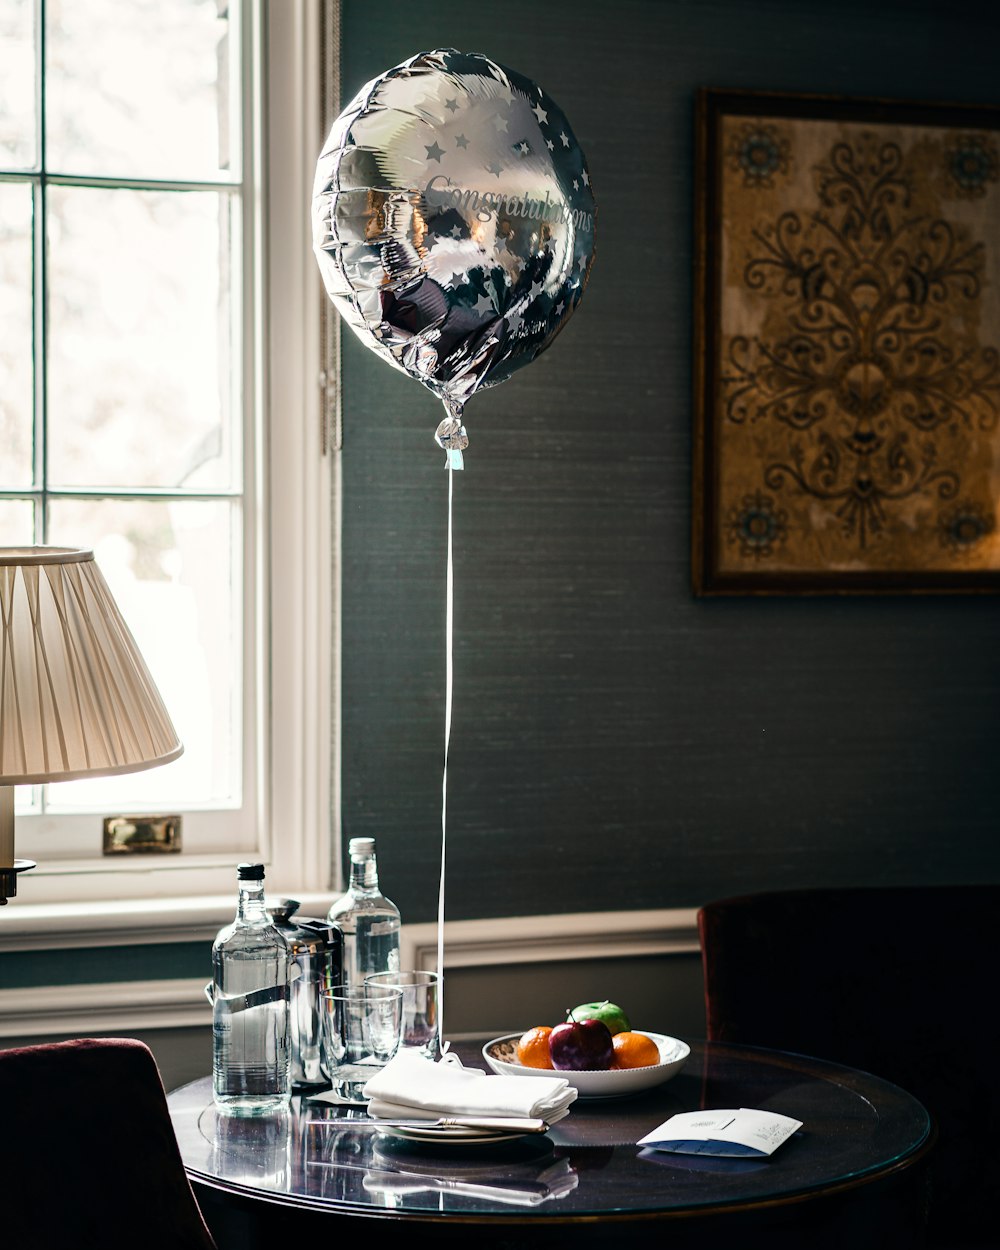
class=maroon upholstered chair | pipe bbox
[3,1037,217,1250]
[698,886,1000,1248]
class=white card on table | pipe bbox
[637,1108,802,1157]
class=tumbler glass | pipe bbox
[320,983,404,1102]
[365,970,441,1060]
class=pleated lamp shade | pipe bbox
[0,547,183,785]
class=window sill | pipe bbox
[0,889,335,953]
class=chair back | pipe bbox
[4,1036,217,1250]
[698,886,1000,1247]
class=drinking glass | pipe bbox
[365,970,441,1060]
[321,983,404,1102]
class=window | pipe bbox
[0,1,333,913]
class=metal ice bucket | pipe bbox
[271,899,343,1089]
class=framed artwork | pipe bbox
[693,89,1000,594]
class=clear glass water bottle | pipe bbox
[327,837,401,985]
[212,863,291,1114]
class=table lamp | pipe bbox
[0,547,183,904]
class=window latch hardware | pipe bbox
[103,815,182,855]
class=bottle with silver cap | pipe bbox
[327,837,400,985]
[270,899,343,1089]
[211,862,291,1114]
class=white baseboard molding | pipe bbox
[403,908,699,970]
[0,977,211,1040]
[0,909,701,1039]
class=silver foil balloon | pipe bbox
[312,48,596,459]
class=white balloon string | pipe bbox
[437,463,455,1043]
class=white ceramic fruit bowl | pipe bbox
[482,1031,690,1099]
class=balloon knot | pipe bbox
[435,416,468,469]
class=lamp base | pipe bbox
[0,860,36,905]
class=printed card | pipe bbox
[637,1108,802,1157]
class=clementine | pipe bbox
[611,1031,661,1069]
[516,1026,555,1069]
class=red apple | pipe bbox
[549,1018,614,1071]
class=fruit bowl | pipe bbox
[482,1031,689,1098]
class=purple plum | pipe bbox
[549,1018,614,1071]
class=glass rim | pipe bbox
[321,982,404,1000]
[364,970,440,987]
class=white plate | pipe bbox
[482,1031,690,1098]
[374,1122,527,1146]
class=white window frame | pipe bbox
[0,1,337,940]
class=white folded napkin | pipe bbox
[363,1050,578,1123]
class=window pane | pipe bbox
[0,0,36,169]
[47,186,237,490]
[46,497,241,811]
[46,0,236,181]
[0,499,35,543]
[0,181,34,488]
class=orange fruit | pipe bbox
[516,1026,555,1069]
[611,1031,661,1069]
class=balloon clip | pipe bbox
[435,415,468,470]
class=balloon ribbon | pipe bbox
[437,464,456,1040]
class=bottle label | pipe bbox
[214,984,289,1013]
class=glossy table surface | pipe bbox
[167,1040,931,1225]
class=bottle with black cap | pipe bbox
[212,863,291,1113]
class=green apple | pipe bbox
[567,1000,630,1036]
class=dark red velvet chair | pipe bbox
[698,886,1000,1249]
[3,1036,217,1250]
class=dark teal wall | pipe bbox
[339,0,1000,924]
[0,943,206,990]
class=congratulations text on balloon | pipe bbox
[424,176,593,232]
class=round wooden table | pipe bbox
[167,1040,932,1249]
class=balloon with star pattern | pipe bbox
[312,48,596,462]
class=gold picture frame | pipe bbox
[693,89,1000,594]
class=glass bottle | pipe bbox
[326,837,401,985]
[212,863,291,1114]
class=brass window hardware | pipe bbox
[103,815,182,856]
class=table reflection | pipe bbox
[367,1137,578,1208]
[296,1103,578,1209]
[203,1105,291,1192]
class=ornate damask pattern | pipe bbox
[945,133,1000,198]
[717,119,1000,574]
[725,490,789,559]
[726,122,792,189]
